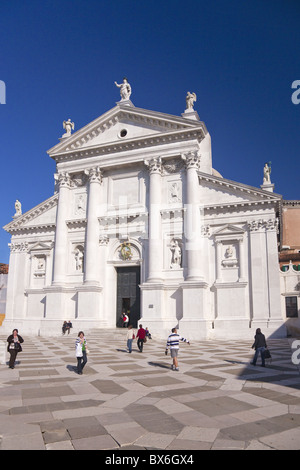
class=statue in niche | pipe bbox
[37,258,45,270]
[62,118,75,138]
[114,77,132,101]
[74,247,84,272]
[222,244,238,268]
[170,239,182,268]
[14,199,22,217]
[186,91,197,110]
[224,245,233,259]
[263,162,271,184]
[33,256,46,279]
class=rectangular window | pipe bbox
[285,296,298,318]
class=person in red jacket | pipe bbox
[136,324,146,352]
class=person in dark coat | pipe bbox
[7,329,24,369]
[251,328,267,367]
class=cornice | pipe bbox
[204,199,279,214]
[198,172,282,200]
[198,171,282,214]
[282,200,300,207]
[49,127,205,164]
[7,224,56,235]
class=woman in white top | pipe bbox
[75,331,88,375]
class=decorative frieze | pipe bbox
[9,242,29,253]
[163,158,184,174]
[247,218,279,232]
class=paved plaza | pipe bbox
[0,328,300,450]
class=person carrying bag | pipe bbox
[7,329,24,369]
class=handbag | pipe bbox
[264,348,271,359]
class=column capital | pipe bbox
[54,172,71,188]
[144,157,163,175]
[181,150,201,170]
[85,167,103,184]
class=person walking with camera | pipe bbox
[165,327,190,371]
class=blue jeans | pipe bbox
[252,347,265,366]
[127,339,133,353]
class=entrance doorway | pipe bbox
[116,266,140,328]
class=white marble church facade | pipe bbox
[3,83,286,339]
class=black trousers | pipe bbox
[137,338,144,352]
[77,351,87,374]
[9,350,18,368]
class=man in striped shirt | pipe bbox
[165,328,190,371]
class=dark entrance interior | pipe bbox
[116,266,140,328]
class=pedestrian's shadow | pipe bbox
[66,365,78,374]
[148,361,171,370]
[116,348,140,354]
[224,360,247,365]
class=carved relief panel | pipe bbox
[74,192,87,218]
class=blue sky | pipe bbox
[0,0,299,264]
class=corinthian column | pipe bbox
[84,167,103,285]
[145,157,163,282]
[52,172,71,285]
[182,151,203,280]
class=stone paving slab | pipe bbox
[0,329,300,450]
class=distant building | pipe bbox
[279,200,300,268]
[279,201,300,335]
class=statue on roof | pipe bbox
[263,162,272,185]
[115,77,132,101]
[14,199,22,217]
[186,91,197,110]
[62,119,74,138]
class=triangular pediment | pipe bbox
[47,103,207,162]
[198,172,281,209]
[3,194,58,233]
[213,224,245,237]
[29,241,53,252]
